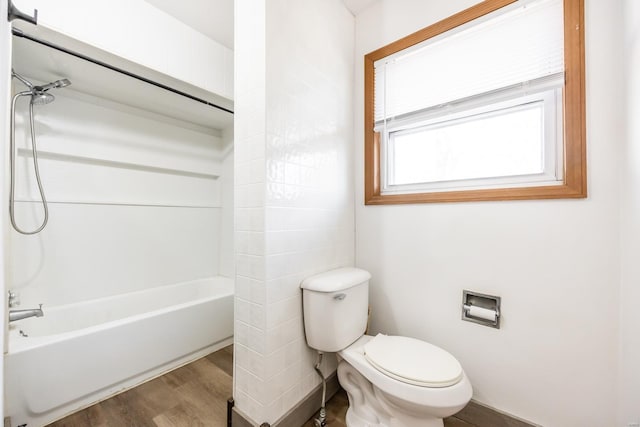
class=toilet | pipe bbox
[301,267,472,427]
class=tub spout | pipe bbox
[9,304,43,322]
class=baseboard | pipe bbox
[456,400,540,427]
[231,375,538,427]
[231,373,340,427]
[273,373,340,427]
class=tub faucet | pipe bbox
[9,304,44,322]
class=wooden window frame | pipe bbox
[364,0,586,205]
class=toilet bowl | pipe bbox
[301,268,472,427]
[338,335,472,427]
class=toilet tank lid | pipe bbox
[301,268,371,292]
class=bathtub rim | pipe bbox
[7,275,234,354]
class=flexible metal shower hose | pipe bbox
[9,91,49,235]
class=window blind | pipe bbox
[374,0,565,125]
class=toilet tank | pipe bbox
[301,268,371,352]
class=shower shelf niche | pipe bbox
[11,23,234,134]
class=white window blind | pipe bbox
[374,0,565,125]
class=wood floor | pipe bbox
[48,345,479,427]
[47,346,234,427]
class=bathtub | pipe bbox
[4,276,234,427]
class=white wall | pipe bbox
[355,1,622,426]
[1,0,11,420]
[8,88,227,307]
[12,0,233,100]
[618,0,640,424]
[144,0,234,50]
[234,0,354,423]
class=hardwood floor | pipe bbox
[47,346,233,427]
[48,345,478,427]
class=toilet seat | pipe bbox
[364,334,463,388]
[339,335,472,410]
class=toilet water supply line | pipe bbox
[314,351,327,427]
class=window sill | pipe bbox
[364,183,587,205]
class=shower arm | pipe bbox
[12,69,71,95]
[12,70,33,90]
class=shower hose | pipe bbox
[9,91,49,235]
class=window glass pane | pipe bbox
[389,104,545,186]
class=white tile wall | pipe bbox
[234,0,267,422]
[235,0,354,423]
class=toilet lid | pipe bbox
[364,334,463,388]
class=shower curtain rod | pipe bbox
[11,28,234,115]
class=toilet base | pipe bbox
[338,360,444,427]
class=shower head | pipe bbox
[57,78,71,88]
[12,71,71,105]
[34,78,72,93]
[30,77,70,106]
[31,92,55,105]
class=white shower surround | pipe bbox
[5,276,233,427]
[1,1,237,424]
[6,39,235,427]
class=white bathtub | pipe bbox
[5,276,234,427]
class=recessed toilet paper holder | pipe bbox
[462,290,501,329]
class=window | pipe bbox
[364,0,586,204]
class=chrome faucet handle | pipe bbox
[8,290,20,308]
